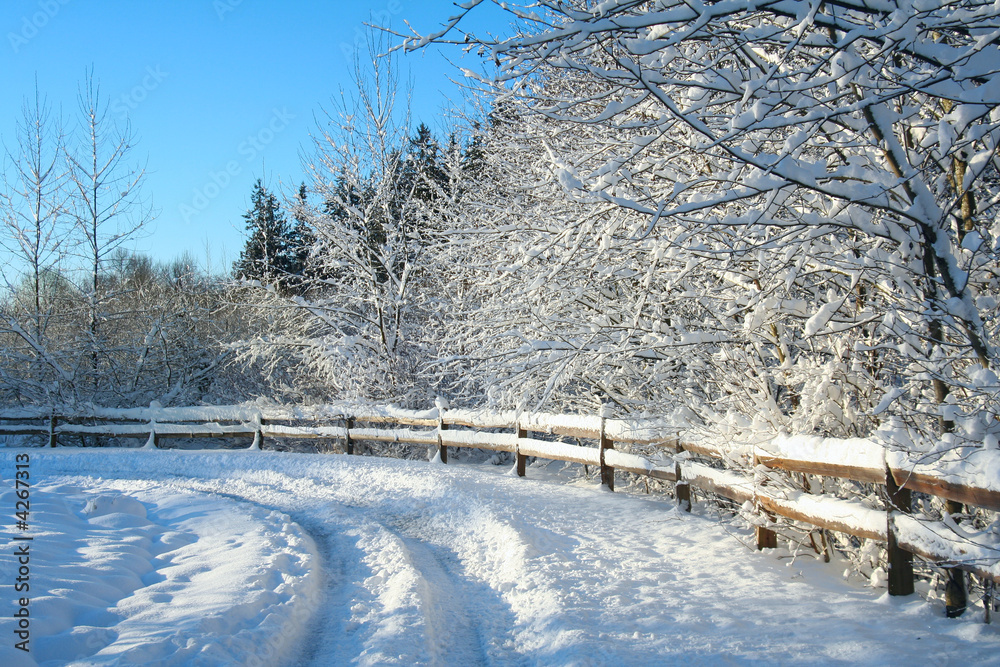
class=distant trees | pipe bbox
[402,123,447,205]
[287,183,315,281]
[0,62,493,408]
[80,249,232,407]
[0,245,231,408]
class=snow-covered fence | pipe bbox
[3,404,999,600]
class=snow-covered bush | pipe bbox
[406,0,1000,452]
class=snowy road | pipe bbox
[2,449,998,665]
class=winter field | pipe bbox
[2,448,998,666]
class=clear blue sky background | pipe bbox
[1,0,502,275]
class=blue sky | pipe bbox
[1,0,501,275]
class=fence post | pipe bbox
[599,415,615,492]
[145,421,159,449]
[345,417,355,455]
[885,467,915,596]
[675,443,691,512]
[944,499,968,617]
[985,580,995,624]
[515,422,527,477]
[248,413,265,451]
[48,414,57,448]
[753,451,778,550]
[437,413,448,464]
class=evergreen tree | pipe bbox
[402,123,447,203]
[233,180,295,285]
[320,170,389,282]
[461,126,487,182]
[287,183,315,282]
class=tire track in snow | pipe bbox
[291,503,522,666]
[127,468,522,665]
[386,528,491,665]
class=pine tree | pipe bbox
[460,127,486,182]
[233,179,295,285]
[287,183,315,282]
[402,123,447,203]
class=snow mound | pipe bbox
[0,482,321,667]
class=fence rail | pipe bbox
[3,403,999,600]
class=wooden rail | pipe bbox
[2,404,998,600]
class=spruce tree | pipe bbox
[233,179,294,285]
[287,183,315,281]
[402,123,446,203]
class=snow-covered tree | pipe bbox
[406,0,1000,447]
[0,83,72,404]
[401,0,1000,613]
[65,71,154,396]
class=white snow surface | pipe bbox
[887,445,1000,494]
[2,449,998,666]
[763,434,885,472]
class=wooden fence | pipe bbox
[2,403,999,609]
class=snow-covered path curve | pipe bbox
[2,449,998,665]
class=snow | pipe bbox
[761,434,886,474]
[766,488,888,542]
[0,475,320,666]
[803,298,845,337]
[895,514,1000,581]
[2,449,998,665]
[518,437,600,465]
[603,448,660,473]
[887,445,1000,495]
[440,429,516,451]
